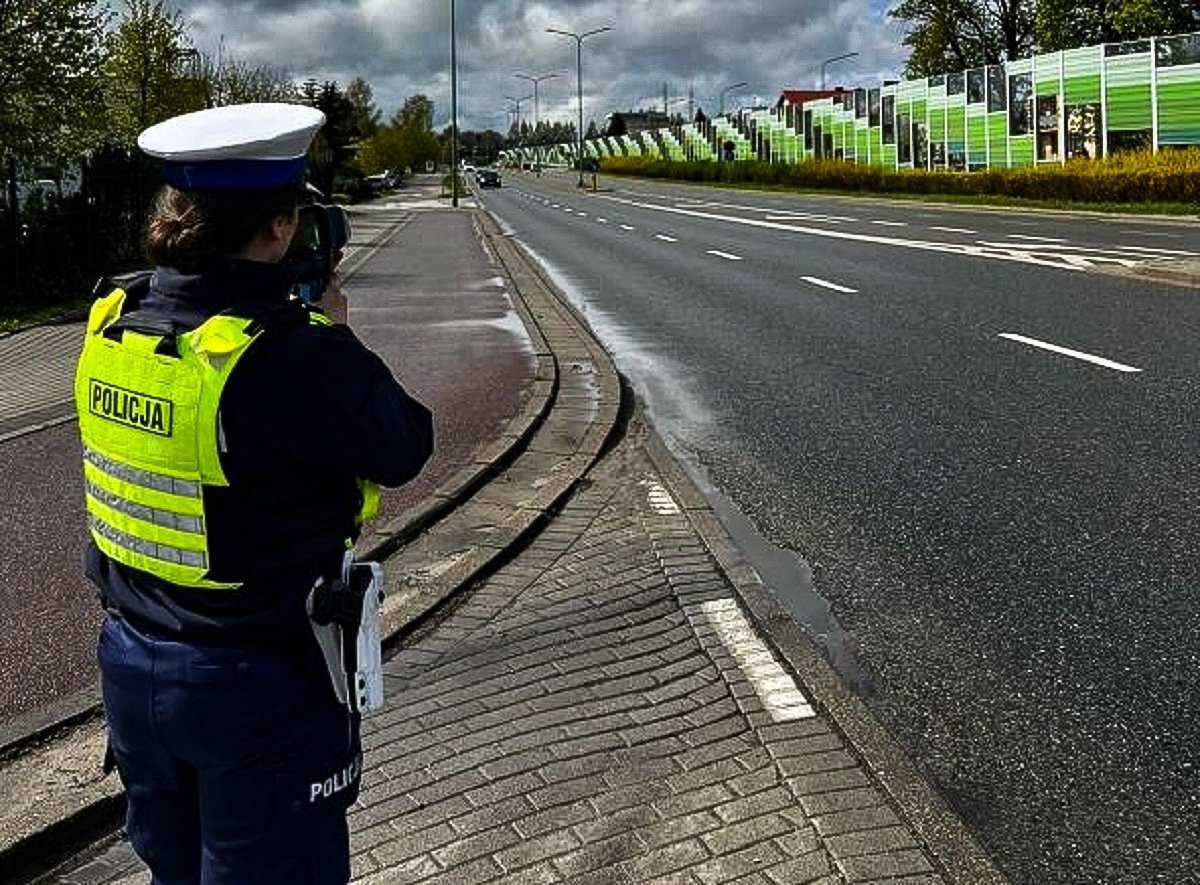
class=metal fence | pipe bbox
[0,147,159,308]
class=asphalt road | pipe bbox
[481,173,1200,885]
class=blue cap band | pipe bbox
[161,157,307,190]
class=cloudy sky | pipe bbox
[178,0,910,131]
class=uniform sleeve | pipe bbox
[225,324,434,488]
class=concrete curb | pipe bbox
[0,206,623,884]
[640,430,1009,884]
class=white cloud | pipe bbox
[175,0,908,132]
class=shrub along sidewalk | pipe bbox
[600,148,1200,212]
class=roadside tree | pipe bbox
[102,0,203,146]
[0,0,110,168]
[889,0,1035,75]
[1037,0,1200,51]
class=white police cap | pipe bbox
[138,103,326,190]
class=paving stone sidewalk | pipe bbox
[350,423,948,885]
[60,421,956,885]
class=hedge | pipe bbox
[598,148,1200,205]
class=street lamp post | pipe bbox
[515,72,560,174]
[719,81,747,116]
[821,51,859,91]
[547,25,612,188]
[450,0,459,206]
[505,94,533,167]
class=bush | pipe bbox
[599,147,1200,206]
[440,173,467,197]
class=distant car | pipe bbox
[477,169,502,189]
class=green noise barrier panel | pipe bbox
[513,30,1200,172]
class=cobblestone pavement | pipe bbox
[59,421,950,885]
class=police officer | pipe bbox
[74,103,433,883]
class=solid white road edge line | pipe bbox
[998,333,1143,373]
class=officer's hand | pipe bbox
[319,269,348,325]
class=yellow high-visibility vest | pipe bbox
[74,286,378,589]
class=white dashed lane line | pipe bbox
[654,234,678,242]
[801,276,858,293]
[706,250,743,261]
[930,225,977,234]
[998,333,1143,373]
[870,220,908,227]
[1005,234,1068,243]
[620,224,635,231]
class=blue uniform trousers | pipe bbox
[98,615,362,884]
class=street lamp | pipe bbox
[547,25,613,188]
[821,51,859,90]
[450,0,459,206]
[515,72,561,174]
[505,94,534,168]
[719,81,747,116]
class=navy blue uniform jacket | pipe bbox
[85,259,434,647]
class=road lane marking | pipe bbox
[974,241,1141,267]
[620,224,635,231]
[642,480,681,515]
[1109,243,1198,257]
[802,276,857,293]
[870,219,908,227]
[672,197,856,222]
[697,598,815,722]
[1122,230,1182,240]
[1005,234,1068,243]
[706,249,743,261]
[998,333,1142,373]
[766,214,844,224]
[592,193,1087,272]
[655,234,678,242]
[597,217,609,223]
[976,239,1159,257]
[930,226,977,234]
